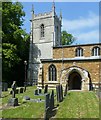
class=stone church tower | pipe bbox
[28,3,62,84]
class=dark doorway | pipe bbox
[68,71,82,90]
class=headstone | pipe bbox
[8,81,18,106]
[44,85,48,94]
[23,96,30,100]
[56,85,60,102]
[56,84,63,102]
[34,89,38,95]
[50,90,54,110]
[56,85,59,102]
[60,84,63,102]
[64,83,68,96]
[44,93,52,120]
[19,88,23,93]
[38,89,42,94]
[8,98,18,106]
[45,93,50,109]
[16,89,19,94]
[2,82,8,91]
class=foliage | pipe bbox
[2,2,30,86]
[61,30,75,45]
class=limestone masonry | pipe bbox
[28,3,101,90]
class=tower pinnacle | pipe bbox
[31,4,34,14]
[52,0,55,12]
[60,9,62,21]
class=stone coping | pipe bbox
[41,56,101,62]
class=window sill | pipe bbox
[47,81,59,83]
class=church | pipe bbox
[28,3,101,90]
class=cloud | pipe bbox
[62,12,99,44]
[62,12,99,32]
[73,30,99,44]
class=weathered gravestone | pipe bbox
[38,89,42,94]
[19,87,23,93]
[34,89,39,95]
[60,84,63,101]
[16,89,19,94]
[56,84,63,102]
[64,83,68,96]
[56,85,60,102]
[8,81,18,106]
[2,82,8,91]
[8,97,18,106]
[45,93,50,109]
[44,85,48,94]
[50,90,54,110]
[44,93,50,120]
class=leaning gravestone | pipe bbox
[44,85,48,94]
[8,81,18,106]
[50,90,54,110]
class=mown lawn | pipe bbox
[55,91,99,118]
[1,87,99,119]
[1,86,45,118]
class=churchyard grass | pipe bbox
[1,86,99,119]
[55,91,99,118]
[2,86,45,118]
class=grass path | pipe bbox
[55,91,99,118]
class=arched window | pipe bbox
[40,24,45,38]
[75,47,83,57]
[49,64,57,81]
[92,46,100,56]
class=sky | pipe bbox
[21,2,99,45]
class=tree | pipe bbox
[2,2,30,86]
[61,30,75,45]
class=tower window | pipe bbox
[49,64,57,81]
[40,24,45,38]
[75,47,83,57]
[92,46,100,56]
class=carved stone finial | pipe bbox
[52,0,55,11]
[31,4,34,14]
[60,9,62,21]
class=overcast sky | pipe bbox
[21,1,99,45]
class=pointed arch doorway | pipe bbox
[68,71,82,90]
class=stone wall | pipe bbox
[53,44,101,59]
[42,61,100,83]
[37,59,100,90]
